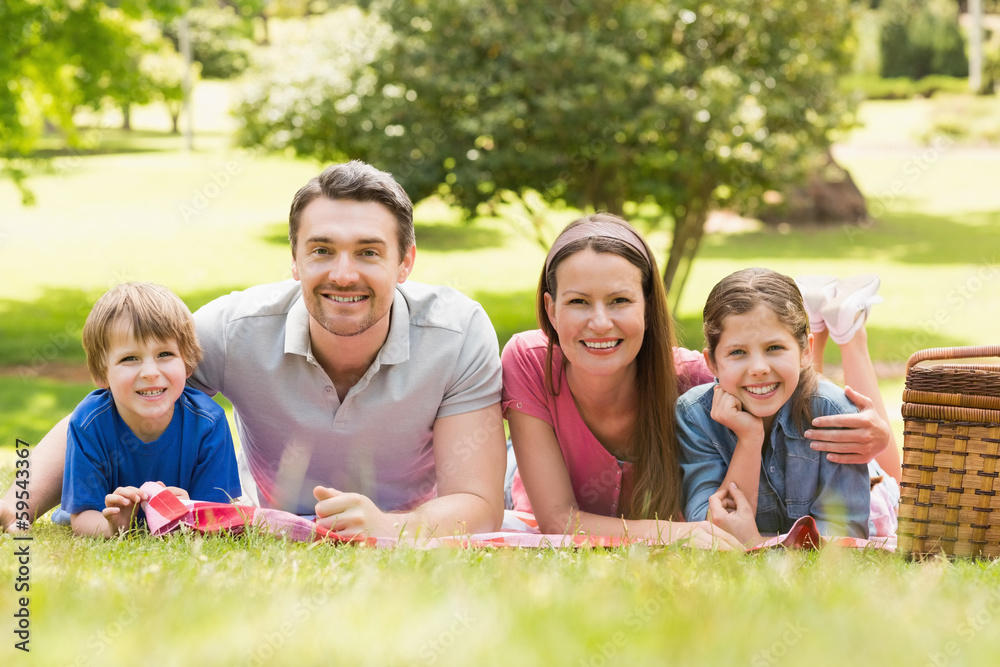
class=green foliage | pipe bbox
[164,5,255,79]
[0,1,184,200]
[880,0,969,79]
[234,1,857,300]
[841,73,970,99]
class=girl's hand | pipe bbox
[710,385,764,444]
[708,483,764,548]
[663,520,744,550]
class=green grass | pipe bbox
[3,512,1000,666]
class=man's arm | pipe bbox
[805,386,898,477]
[1,416,70,532]
[314,403,506,538]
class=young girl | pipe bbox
[677,268,871,546]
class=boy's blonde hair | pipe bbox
[83,283,202,386]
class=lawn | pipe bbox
[2,86,1000,665]
[4,520,1000,667]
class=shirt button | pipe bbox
[769,465,776,473]
[325,387,333,393]
[516,402,522,409]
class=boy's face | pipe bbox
[99,326,191,442]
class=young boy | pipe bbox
[61,282,241,537]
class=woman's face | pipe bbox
[544,248,646,380]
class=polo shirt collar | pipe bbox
[379,288,410,365]
[282,288,411,365]
[285,294,311,358]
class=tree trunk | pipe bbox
[259,14,270,46]
[122,104,131,131]
[662,195,711,312]
[168,102,181,135]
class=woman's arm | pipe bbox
[508,409,740,549]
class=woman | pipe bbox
[501,213,894,545]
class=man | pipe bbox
[1,161,506,538]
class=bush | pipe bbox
[840,73,969,99]
[164,6,254,79]
[880,0,968,79]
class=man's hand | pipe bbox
[102,486,147,535]
[805,386,889,464]
[313,486,401,538]
[708,483,763,548]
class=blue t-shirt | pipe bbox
[61,387,241,516]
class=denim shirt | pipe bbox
[677,379,870,538]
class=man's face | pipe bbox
[291,198,415,338]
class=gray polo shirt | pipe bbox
[189,280,502,515]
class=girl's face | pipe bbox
[544,249,646,381]
[705,304,813,429]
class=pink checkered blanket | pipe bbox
[138,482,895,550]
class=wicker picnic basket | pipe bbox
[898,346,1000,558]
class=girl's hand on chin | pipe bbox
[709,385,764,444]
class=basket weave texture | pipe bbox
[899,346,1000,558]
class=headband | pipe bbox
[544,220,651,275]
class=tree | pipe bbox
[163,4,255,79]
[141,40,194,134]
[880,0,969,79]
[1,0,183,201]
[235,0,856,301]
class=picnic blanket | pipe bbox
[138,482,896,551]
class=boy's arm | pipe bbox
[71,509,114,538]
[71,486,148,538]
